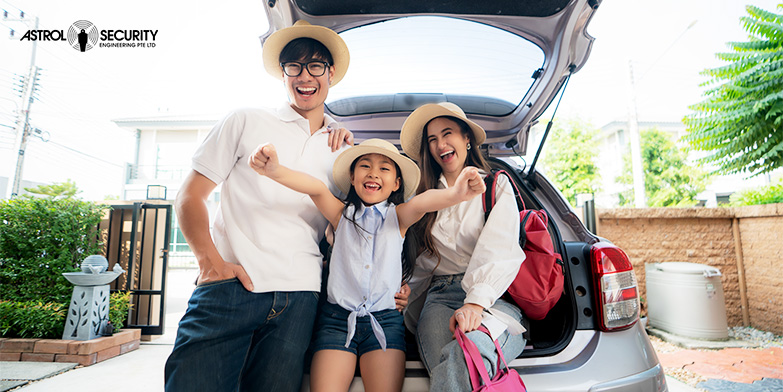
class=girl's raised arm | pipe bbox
[248,143,344,228]
[396,166,485,234]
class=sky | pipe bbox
[557,0,782,126]
[0,0,780,200]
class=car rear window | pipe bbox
[326,16,545,117]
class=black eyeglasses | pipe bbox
[280,61,329,77]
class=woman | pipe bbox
[400,102,527,392]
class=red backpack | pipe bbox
[482,170,564,320]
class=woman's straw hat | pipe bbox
[400,102,486,162]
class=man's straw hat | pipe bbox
[263,20,350,85]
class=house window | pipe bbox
[617,129,626,148]
[716,193,733,205]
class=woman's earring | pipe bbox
[467,143,472,150]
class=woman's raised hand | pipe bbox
[248,143,279,176]
[453,167,486,201]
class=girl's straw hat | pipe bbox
[262,20,350,86]
[333,139,421,200]
[399,102,486,162]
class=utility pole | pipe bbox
[626,60,646,208]
[3,11,39,199]
[8,66,40,198]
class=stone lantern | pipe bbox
[62,255,126,341]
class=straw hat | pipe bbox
[399,102,486,162]
[333,139,421,201]
[262,20,350,86]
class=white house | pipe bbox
[112,114,220,267]
[594,120,780,207]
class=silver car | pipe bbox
[262,1,666,391]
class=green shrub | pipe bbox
[0,257,78,304]
[729,181,783,206]
[0,300,66,338]
[0,198,107,304]
[109,291,133,331]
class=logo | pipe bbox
[19,20,158,52]
[19,29,66,41]
[67,20,99,52]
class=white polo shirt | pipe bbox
[191,104,345,293]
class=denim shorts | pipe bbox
[312,302,406,356]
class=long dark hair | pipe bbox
[409,116,490,269]
[342,155,413,283]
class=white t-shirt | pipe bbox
[191,104,346,293]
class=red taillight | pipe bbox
[591,242,639,331]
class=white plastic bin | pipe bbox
[645,262,728,340]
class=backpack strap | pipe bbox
[482,169,531,249]
[481,169,526,221]
[482,171,498,221]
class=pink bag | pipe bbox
[455,326,527,392]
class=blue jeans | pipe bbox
[415,274,526,392]
[164,278,319,392]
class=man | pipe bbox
[164,21,356,392]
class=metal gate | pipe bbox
[99,201,171,335]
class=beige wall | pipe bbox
[596,204,783,335]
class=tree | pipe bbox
[728,180,783,206]
[541,118,601,206]
[684,4,783,177]
[618,129,709,207]
[23,179,81,200]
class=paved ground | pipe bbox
[659,347,783,384]
[2,268,780,392]
[0,362,76,391]
[0,268,194,392]
[1,344,173,392]
[648,326,783,392]
[656,344,783,392]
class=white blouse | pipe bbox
[407,171,526,321]
[329,201,403,351]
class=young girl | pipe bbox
[248,138,485,392]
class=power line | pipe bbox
[44,139,124,167]
[638,20,698,82]
[0,0,22,12]
[0,67,19,75]
[31,142,115,170]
